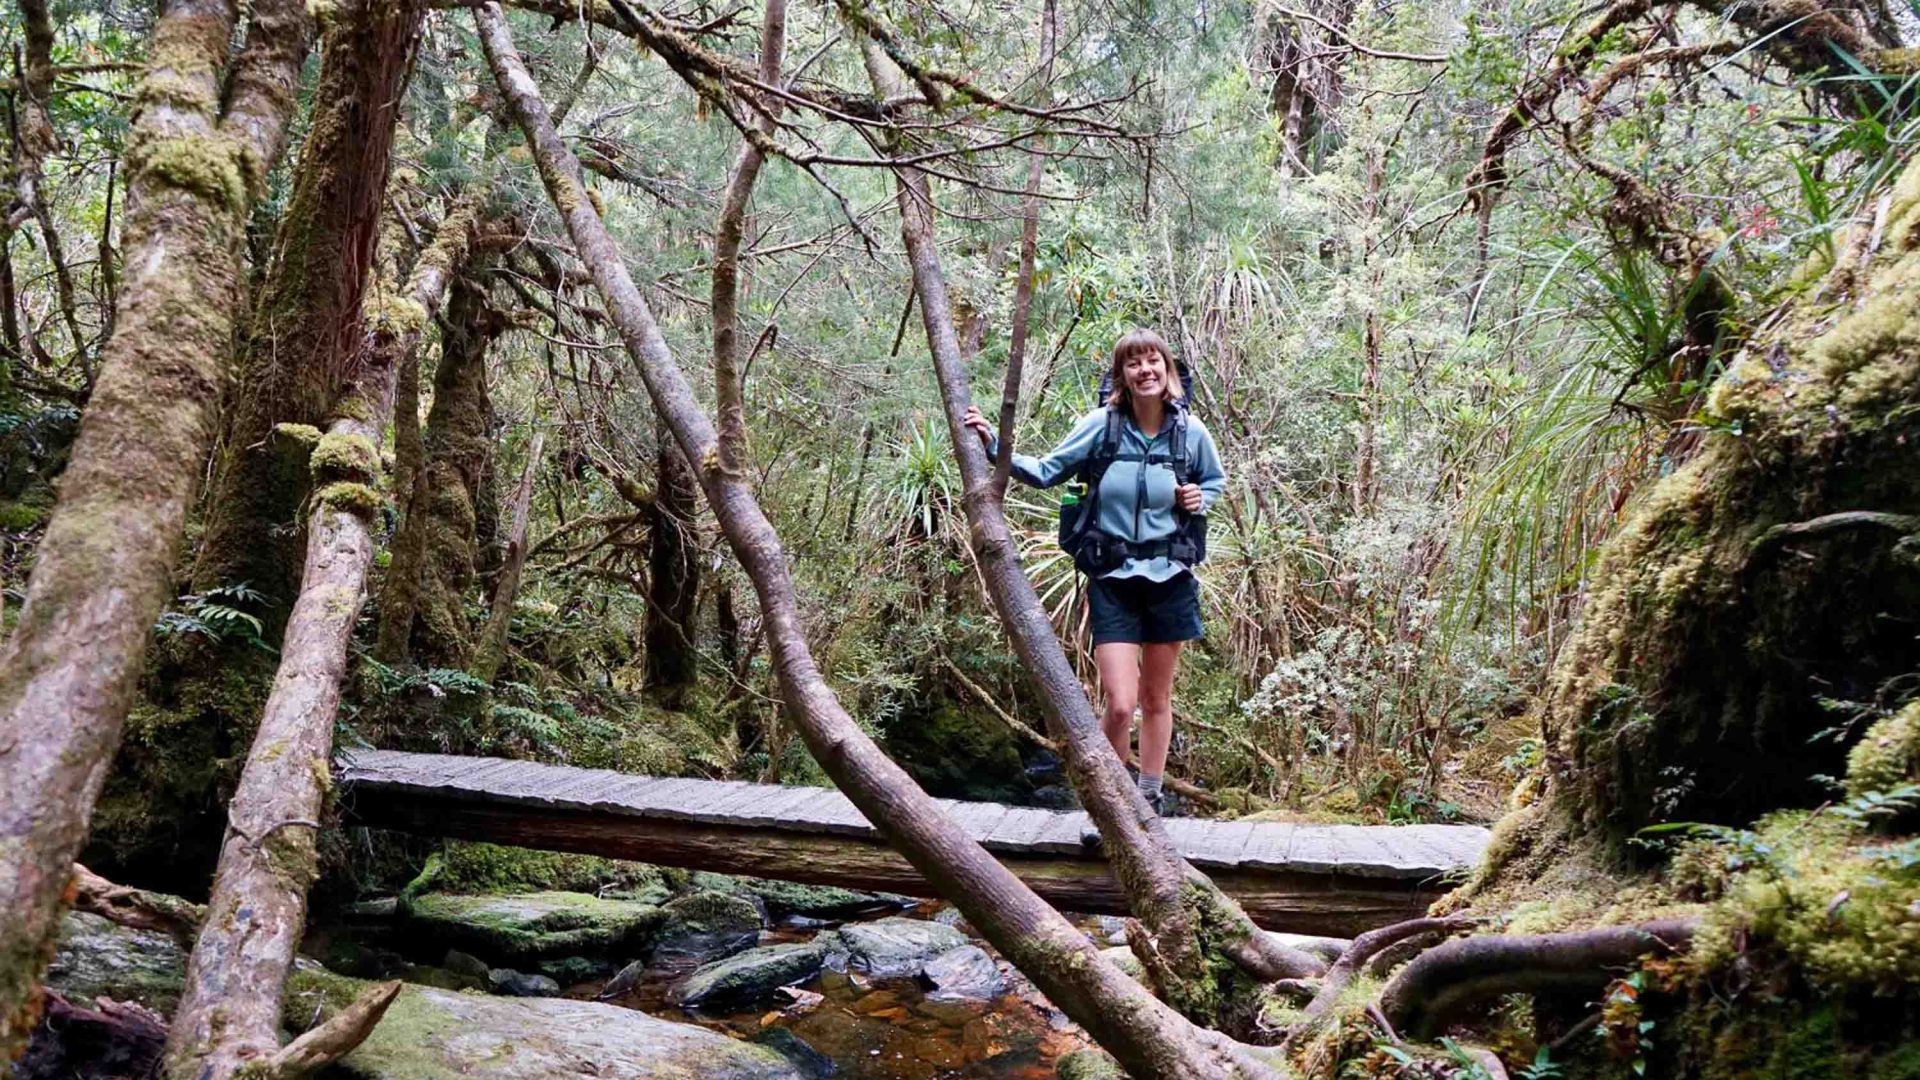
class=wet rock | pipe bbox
[442,949,490,981]
[403,891,664,964]
[653,889,763,968]
[343,897,400,920]
[750,1026,839,1079]
[400,964,486,992]
[1056,1048,1125,1079]
[1087,915,1128,947]
[685,872,912,923]
[44,912,187,1014]
[920,945,1004,1002]
[597,957,649,1000]
[1097,945,1144,980]
[537,954,615,985]
[667,941,830,1009]
[487,967,561,997]
[284,969,803,1079]
[836,917,968,979]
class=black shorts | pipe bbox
[1088,572,1203,646]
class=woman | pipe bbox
[963,328,1225,814]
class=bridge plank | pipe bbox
[337,750,1486,882]
[1238,824,1297,871]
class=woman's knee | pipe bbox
[1103,690,1137,725]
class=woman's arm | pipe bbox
[967,407,1108,489]
[1188,418,1227,512]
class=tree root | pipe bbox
[1377,919,1696,1040]
[1301,916,1476,1021]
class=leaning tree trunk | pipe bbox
[475,10,1279,1076]
[0,0,312,1054]
[161,200,474,1080]
[192,0,426,611]
[856,31,1320,1024]
[1460,159,1920,902]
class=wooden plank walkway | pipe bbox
[338,749,1491,935]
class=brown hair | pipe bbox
[1105,328,1183,408]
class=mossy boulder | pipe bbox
[665,940,831,1010]
[686,872,910,922]
[402,891,665,964]
[284,968,803,1079]
[44,911,188,1013]
[1056,1049,1125,1079]
[837,917,969,979]
[652,889,763,967]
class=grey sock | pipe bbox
[1138,772,1164,800]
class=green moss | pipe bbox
[274,423,323,446]
[1690,812,1920,994]
[314,481,384,518]
[402,891,666,963]
[311,432,379,483]
[436,841,662,896]
[1846,701,1920,799]
[0,502,47,531]
[136,135,248,214]
[366,291,429,338]
[1056,1049,1126,1080]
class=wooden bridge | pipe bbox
[339,750,1490,936]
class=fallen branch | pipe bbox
[1300,916,1475,1021]
[1377,920,1696,1039]
[267,980,402,1076]
[69,864,204,945]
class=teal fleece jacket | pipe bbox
[989,405,1227,581]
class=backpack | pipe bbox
[1057,380,1209,576]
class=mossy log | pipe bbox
[0,0,313,1056]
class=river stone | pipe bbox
[653,889,763,967]
[403,891,664,963]
[749,1027,839,1079]
[1056,1048,1125,1080]
[284,969,802,1079]
[836,917,968,978]
[667,941,828,1009]
[920,945,1004,1001]
[488,967,560,997]
[1097,945,1144,980]
[44,912,187,1013]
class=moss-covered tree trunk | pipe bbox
[645,425,700,710]
[0,0,312,1055]
[1464,160,1920,900]
[376,263,502,667]
[191,0,425,611]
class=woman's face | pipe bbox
[1121,348,1169,400]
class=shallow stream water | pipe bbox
[576,904,1093,1079]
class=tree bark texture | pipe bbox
[192,0,426,608]
[856,33,1319,1019]
[162,197,475,1080]
[376,263,502,667]
[710,0,786,478]
[474,11,1276,1075]
[474,430,546,684]
[991,0,1053,494]
[645,423,700,710]
[1462,159,1920,898]
[0,0,312,1054]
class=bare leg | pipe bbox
[1094,642,1141,765]
[1137,641,1184,778]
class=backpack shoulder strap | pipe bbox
[1169,406,1192,487]
[1083,406,1124,483]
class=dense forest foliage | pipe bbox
[0,0,1916,1076]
